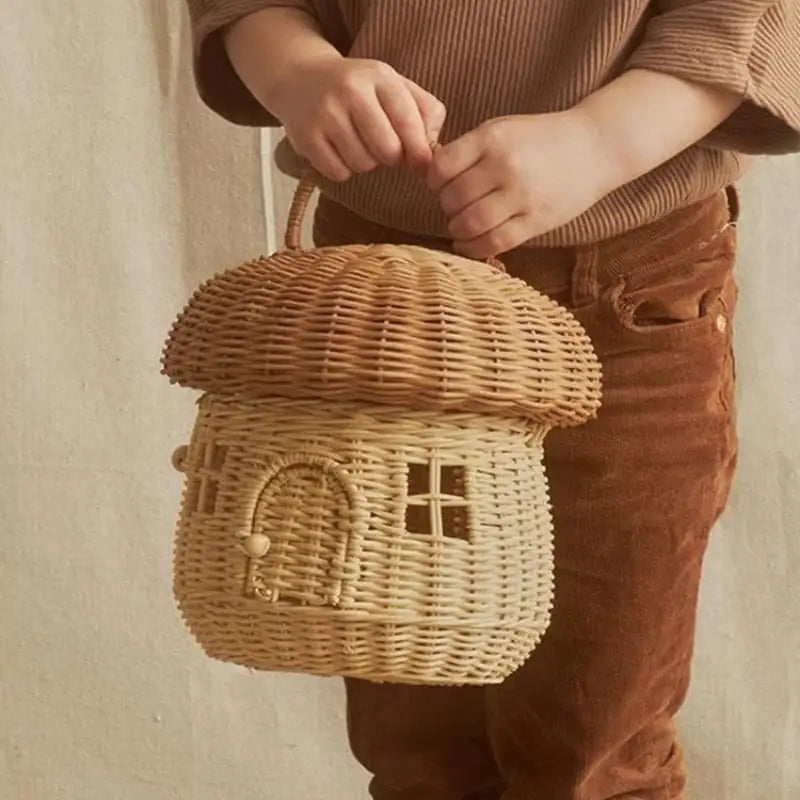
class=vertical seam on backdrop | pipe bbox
[260,129,277,253]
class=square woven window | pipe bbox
[405,461,470,541]
[189,441,228,514]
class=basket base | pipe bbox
[181,601,546,686]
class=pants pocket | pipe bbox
[606,226,737,344]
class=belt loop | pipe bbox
[571,244,600,308]
[725,185,740,226]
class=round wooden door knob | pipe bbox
[242,533,271,558]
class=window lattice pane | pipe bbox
[406,503,432,535]
[199,479,218,513]
[184,478,201,511]
[209,444,227,471]
[440,465,466,498]
[407,462,429,495]
[441,505,469,541]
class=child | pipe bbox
[184,3,800,798]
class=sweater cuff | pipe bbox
[626,1,800,155]
[186,0,316,127]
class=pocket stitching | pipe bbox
[613,219,736,287]
[605,278,721,341]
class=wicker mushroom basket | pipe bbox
[162,175,602,686]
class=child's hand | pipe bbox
[270,57,446,182]
[427,112,615,258]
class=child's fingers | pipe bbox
[447,189,517,241]
[327,114,380,173]
[375,82,432,169]
[438,159,502,218]
[427,132,483,194]
[403,79,447,145]
[304,135,353,182]
[452,215,531,260]
[349,92,404,166]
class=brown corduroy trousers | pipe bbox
[312,187,740,800]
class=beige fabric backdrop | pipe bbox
[1,2,797,798]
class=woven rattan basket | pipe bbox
[162,175,602,686]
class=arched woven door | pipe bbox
[247,454,356,607]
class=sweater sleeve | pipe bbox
[626,0,800,154]
[185,0,318,127]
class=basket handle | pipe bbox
[285,169,318,251]
[283,169,506,272]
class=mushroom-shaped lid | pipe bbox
[162,181,601,427]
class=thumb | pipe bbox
[404,79,447,146]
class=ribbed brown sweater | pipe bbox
[187,0,800,245]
